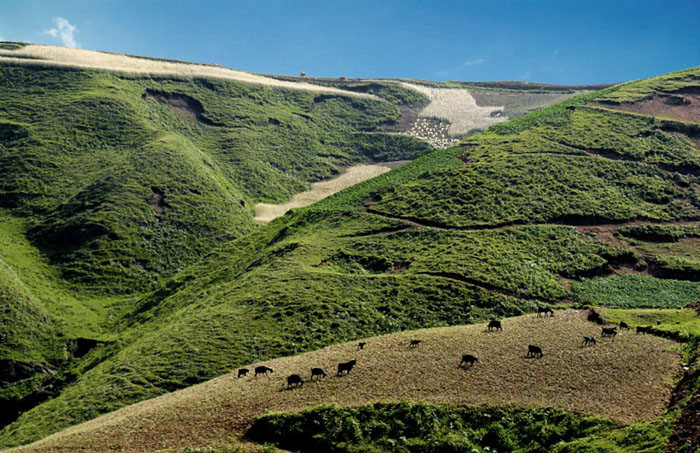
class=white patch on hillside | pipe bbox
[0,44,376,98]
[400,82,506,143]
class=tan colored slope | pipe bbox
[0,44,374,98]
[10,310,680,452]
[254,161,408,223]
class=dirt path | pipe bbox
[253,161,409,223]
[12,311,680,452]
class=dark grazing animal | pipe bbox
[310,367,327,380]
[459,354,479,367]
[254,365,274,377]
[527,345,543,358]
[587,308,605,325]
[337,359,357,375]
[657,320,662,326]
[409,339,422,348]
[287,374,304,388]
[358,342,366,350]
[237,368,249,378]
[487,320,502,331]
[537,306,554,317]
[619,321,630,331]
[636,326,649,335]
[601,327,618,338]
[582,336,597,346]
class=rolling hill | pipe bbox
[1,42,699,451]
[7,311,684,452]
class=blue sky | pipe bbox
[1,0,698,84]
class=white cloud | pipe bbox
[463,58,486,67]
[45,17,78,48]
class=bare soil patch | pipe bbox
[600,90,700,123]
[14,311,680,452]
[253,161,408,223]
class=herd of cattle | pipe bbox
[234,306,653,389]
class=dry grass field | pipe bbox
[399,82,506,137]
[254,161,408,223]
[9,310,680,453]
[0,44,374,98]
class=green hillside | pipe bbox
[1,47,699,449]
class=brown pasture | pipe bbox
[10,310,681,452]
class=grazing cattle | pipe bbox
[527,345,543,358]
[409,339,422,348]
[636,326,649,335]
[601,327,617,338]
[619,321,630,331]
[287,374,304,388]
[358,342,366,350]
[537,306,554,317]
[487,320,502,331]
[459,354,478,367]
[310,367,327,380]
[254,365,274,377]
[337,359,357,375]
[657,320,662,326]
[582,336,597,346]
[587,308,605,325]
[237,368,249,378]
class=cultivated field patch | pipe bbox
[254,161,408,223]
[13,310,679,452]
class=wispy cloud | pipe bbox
[45,17,78,48]
[463,58,486,67]
[436,57,487,77]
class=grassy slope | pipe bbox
[2,63,699,449]
[0,62,430,430]
[0,64,431,293]
[9,311,680,452]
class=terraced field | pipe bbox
[8,311,680,452]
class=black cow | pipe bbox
[254,365,274,377]
[287,374,304,388]
[636,326,650,334]
[237,368,249,378]
[310,367,327,380]
[582,336,597,346]
[527,345,543,358]
[358,342,366,350]
[487,320,502,331]
[601,327,617,338]
[337,359,357,375]
[459,354,479,367]
[409,339,422,348]
[537,306,554,317]
[619,321,630,331]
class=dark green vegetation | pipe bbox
[1,49,699,451]
[573,275,700,308]
[248,401,618,453]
